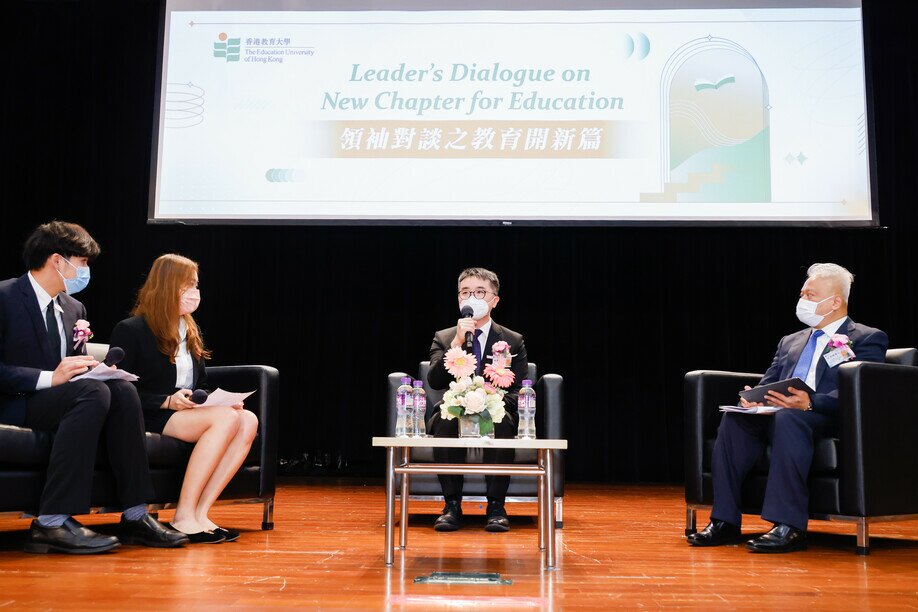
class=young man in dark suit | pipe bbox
[426,267,529,533]
[0,221,188,553]
[688,263,888,553]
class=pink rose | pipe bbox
[829,334,850,349]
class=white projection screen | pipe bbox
[149,0,878,226]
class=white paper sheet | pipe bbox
[719,405,782,415]
[71,363,139,382]
[197,388,255,408]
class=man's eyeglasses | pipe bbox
[458,289,495,300]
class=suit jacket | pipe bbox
[427,320,529,417]
[110,315,208,413]
[0,274,88,426]
[758,317,888,416]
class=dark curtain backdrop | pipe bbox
[2,1,916,483]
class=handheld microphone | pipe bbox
[103,346,125,367]
[460,305,475,352]
[190,389,209,404]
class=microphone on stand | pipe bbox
[102,346,125,367]
[460,305,475,353]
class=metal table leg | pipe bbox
[399,447,410,549]
[538,449,546,551]
[545,449,557,569]
[384,446,396,566]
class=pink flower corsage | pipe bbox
[825,333,856,361]
[490,340,512,368]
[484,363,515,389]
[828,334,852,349]
[73,319,93,350]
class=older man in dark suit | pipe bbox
[688,263,888,553]
[426,267,529,533]
[0,221,187,553]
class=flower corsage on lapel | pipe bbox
[823,333,856,366]
[73,319,93,351]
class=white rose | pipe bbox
[485,392,504,411]
[488,403,506,423]
[464,389,487,414]
[473,375,485,386]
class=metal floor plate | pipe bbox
[414,572,512,585]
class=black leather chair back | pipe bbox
[885,348,917,366]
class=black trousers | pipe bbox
[25,379,155,516]
[711,409,831,531]
[428,410,518,504]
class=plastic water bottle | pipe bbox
[395,376,413,437]
[411,380,427,437]
[516,379,536,439]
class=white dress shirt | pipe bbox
[175,318,194,389]
[801,317,848,389]
[28,272,65,391]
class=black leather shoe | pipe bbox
[120,514,189,548]
[24,518,121,554]
[213,527,240,542]
[434,500,462,532]
[746,524,807,553]
[687,520,742,546]
[485,501,510,533]
[183,530,225,544]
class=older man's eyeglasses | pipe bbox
[458,289,495,300]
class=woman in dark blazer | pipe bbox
[111,254,258,543]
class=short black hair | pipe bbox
[22,221,101,270]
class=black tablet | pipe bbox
[738,378,815,404]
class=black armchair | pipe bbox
[684,348,918,554]
[387,361,565,526]
[0,359,279,530]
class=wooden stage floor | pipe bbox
[1,481,916,609]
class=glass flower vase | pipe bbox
[458,413,494,438]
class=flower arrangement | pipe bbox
[73,319,93,351]
[441,344,515,436]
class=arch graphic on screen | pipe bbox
[648,37,771,204]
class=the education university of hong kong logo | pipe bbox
[213,33,240,62]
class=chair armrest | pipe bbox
[838,361,918,516]
[536,374,563,440]
[207,365,279,498]
[684,370,761,504]
[387,372,409,436]
[537,374,564,495]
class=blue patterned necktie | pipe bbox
[472,329,483,374]
[792,329,825,382]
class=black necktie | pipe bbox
[46,300,62,365]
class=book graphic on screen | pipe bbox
[694,75,736,91]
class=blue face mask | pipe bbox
[57,256,91,295]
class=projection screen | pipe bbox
[149,1,877,225]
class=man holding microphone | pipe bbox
[426,267,529,533]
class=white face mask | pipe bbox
[459,296,490,321]
[179,288,201,316]
[796,295,835,328]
